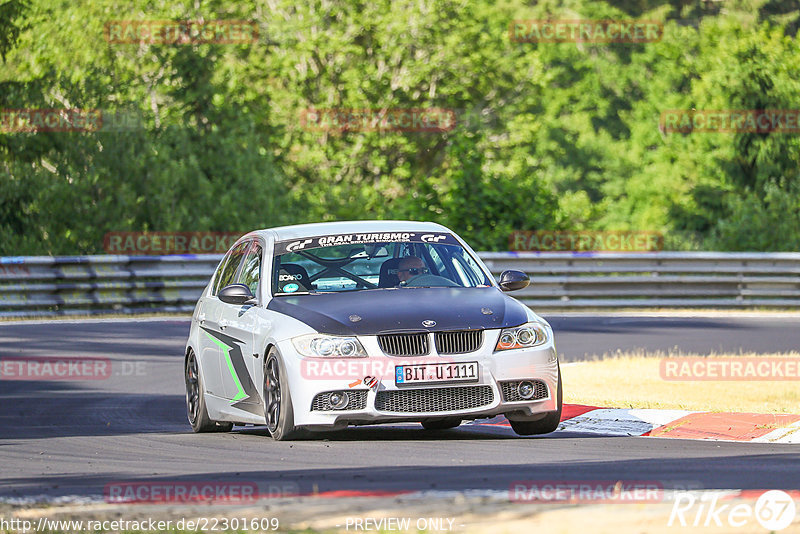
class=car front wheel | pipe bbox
[263,348,301,441]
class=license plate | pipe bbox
[395,362,479,385]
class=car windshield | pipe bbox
[272,239,492,295]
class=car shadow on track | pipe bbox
[230,424,601,441]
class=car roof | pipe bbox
[251,220,452,242]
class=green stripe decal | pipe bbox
[204,331,247,402]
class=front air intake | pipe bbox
[434,330,484,354]
[377,333,430,356]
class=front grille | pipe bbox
[375,385,494,413]
[500,380,549,402]
[311,390,368,411]
[378,333,429,356]
[434,330,484,354]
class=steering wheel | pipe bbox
[403,273,461,288]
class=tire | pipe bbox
[421,418,462,430]
[508,364,563,436]
[263,347,301,441]
[185,350,233,433]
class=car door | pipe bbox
[215,241,263,413]
[199,240,250,398]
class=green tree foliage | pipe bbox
[0,0,798,254]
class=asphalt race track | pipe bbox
[1,315,799,501]
[547,314,800,360]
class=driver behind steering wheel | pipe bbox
[397,256,429,285]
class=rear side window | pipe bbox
[213,241,249,295]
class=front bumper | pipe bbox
[277,330,560,428]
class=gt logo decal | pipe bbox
[201,327,259,408]
[421,234,447,243]
[286,239,312,252]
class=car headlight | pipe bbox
[292,334,367,358]
[494,322,549,352]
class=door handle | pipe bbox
[219,319,229,329]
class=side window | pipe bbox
[450,258,471,286]
[238,243,262,295]
[211,252,232,295]
[451,248,487,286]
[459,250,486,284]
[214,241,249,295]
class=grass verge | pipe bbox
[561,350,800,413]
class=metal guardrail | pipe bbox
[0,255,215,317]
[481,252,800,308]
[1,252,799,317]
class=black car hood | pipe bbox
[267,286,529,335]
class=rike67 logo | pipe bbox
[669,490,796,531]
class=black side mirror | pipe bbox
[498,270,530,292]
[218,284,257,305]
